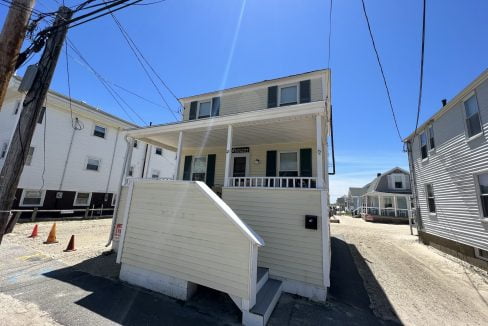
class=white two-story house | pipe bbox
[405,69,488,270]
[0,76,175,219]
[111,69,332,325]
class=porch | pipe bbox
[360,193,412,222]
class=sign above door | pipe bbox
[232,147,250,153]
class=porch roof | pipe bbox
[127,101,326,150]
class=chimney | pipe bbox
[377,173,381,177]
[441,99,447,107]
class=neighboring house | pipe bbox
[335,195,346,211]
[405,69,488,270]
[359,167,413,222]
[0,76,175,218]
[111,70,332,325]
[347,187,366,212]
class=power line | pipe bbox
[327,0,333,68]
[105,7,179,120]
[413,0,427,137]
[360,0,403,142]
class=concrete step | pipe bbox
[244,278,283,326]
[256,267,268,293]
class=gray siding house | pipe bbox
[405,69,488,269]
[359,167,413,222]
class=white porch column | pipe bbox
[315,115,324,189]
[378,196,382,216]
[174,131,183,180]
[224,125,233,187]
[393,196,398,217]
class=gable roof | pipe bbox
[362,167,411,195]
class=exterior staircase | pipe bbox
[242,267,283,326]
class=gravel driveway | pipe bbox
[331,216,488,326]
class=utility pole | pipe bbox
[0,0,36,109]
[0,6,73,243]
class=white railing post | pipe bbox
[316,115,324,189]
[174,131,183,180]
[393,196,398,217]
[224,125,233,187]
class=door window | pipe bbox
[233,156,247,177]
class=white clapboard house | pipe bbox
[110,70,332,325]
[0,76,175,218]
[405,69,488,270]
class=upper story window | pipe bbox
[93,125,106,138]
[477,173,488,219]
[1,143,7,159]
[133,140,138,148]
[189,97,220,120]
[425,183,436,213]
[428,125,435,150]
[155,147,163,155]
[420,132,428,160]
[37,107,46,124]
[25,147,34,166]
[279,84,298,106]
[86,157,100,171]
[463,94,482,138]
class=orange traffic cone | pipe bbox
[44,223,59,244]
[64,235,76,252]
[28,224,39,238]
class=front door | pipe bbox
[232,154,248,177]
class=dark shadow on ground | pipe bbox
[43,254,241,325]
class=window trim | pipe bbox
[278,83,299,106]
[277,150,300,176]
[419,131,428,161]
[151,169,161,179]
[425,183,436,215]
[462,92,484,140]
[93,124,107,139]
[155,147,163,156]
[474,248,488,262]
[473,171,488,221]
[428,125,436,152]
[85,156,101,172]
[191,156,207,181]
[198,100,212,119]
[1,142,7,159]
[19,189,46,207]
[391,173,406,190]
[73,192,92,207]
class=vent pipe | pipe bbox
[441,99,447,107]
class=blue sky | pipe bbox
[2,0,487,200]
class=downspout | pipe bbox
[328,104,336,175]
[141,143,149,178]
[406,140,423,234]
[106,136,133,247]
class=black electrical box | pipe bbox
[305,215,317,230]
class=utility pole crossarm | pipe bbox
[0,6,73,243]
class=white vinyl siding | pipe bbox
[223,188,324,287]
[410,77,488,252]
[183,76,325,120]
[120,181,254,299]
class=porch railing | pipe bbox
[362,207,410,218]
[227,177,317,189]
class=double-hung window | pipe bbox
[477,173,488,219]
[463,95,482,138]
[93,125,106,138]
[198,101,211,119]
[74,192,91,206]
[393,174,404,189]
[155,147,163,155]
[425,183,436,213]
[279,151,298,176]
[86,157,100,171]
[192,156,207,181]
[21,190,44,207]
[428,125,435,150]
[420,132,428,160]
[279,84,298,106]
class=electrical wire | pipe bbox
[327,0,333,68]
[105,9,179,120]
[360,0,403,142]
[64,39,84,130]
[413,0,427,138]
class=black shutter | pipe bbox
[300,148,312,177]
[266,150,277,176]
[206,154,216,187]
[267,86,278,108]
[299,80,311,103]
[189,101,198,120]
[183,156,192,180]
[211,97,220,116]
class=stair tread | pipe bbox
[250,278,282,316]
[257,267,268,284]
